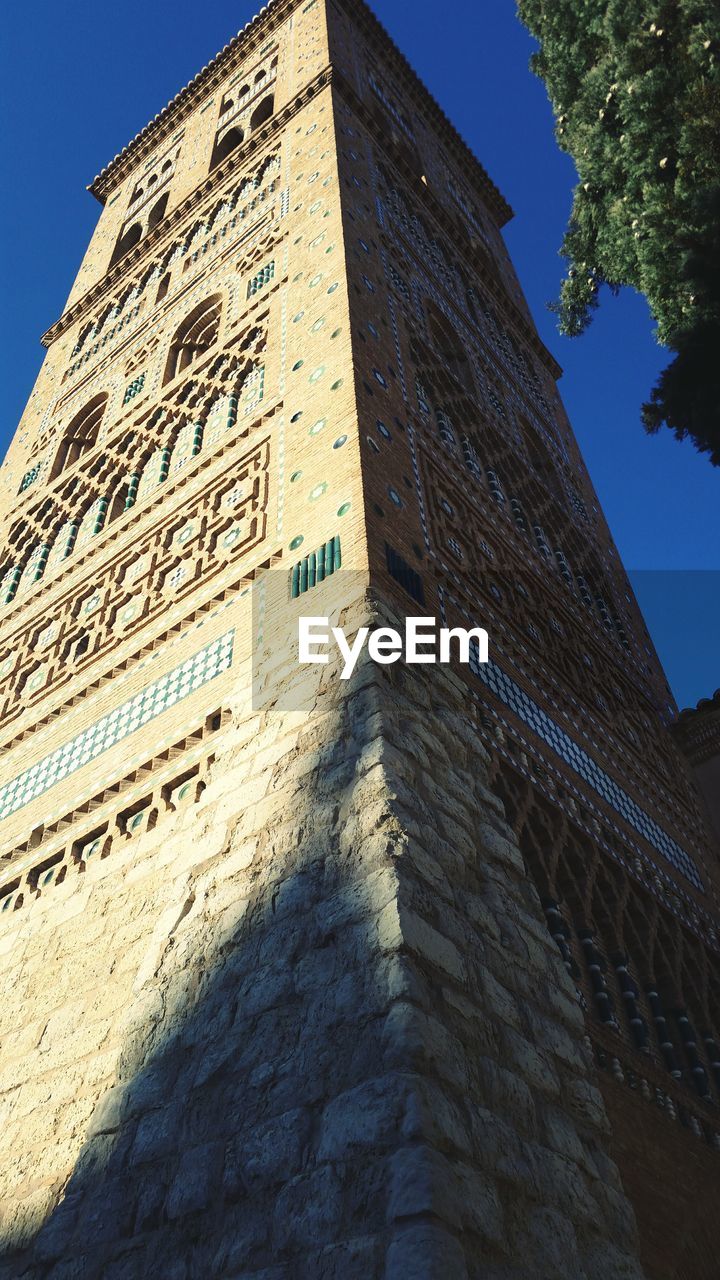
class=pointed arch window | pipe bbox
[210,125,245,172]
[241,365,265,417]
[523,423,564,502]
[18,460,46,495]
[250,95,274,132]
[164,295,222,386]
[147,192,169,233]
[203,391,238,450]
[50,393,107,480]
[110,220,143,268]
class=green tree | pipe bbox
[517,0,720,464]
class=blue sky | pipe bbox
[0,0,717,708]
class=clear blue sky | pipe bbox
[0,0,717,709]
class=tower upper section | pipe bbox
[44,0,512,341]
[1,0,514,517]
[1,0,718,950]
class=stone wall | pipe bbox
[0,595,646,1278]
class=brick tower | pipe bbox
[0,2,717,1277]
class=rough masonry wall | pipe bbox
[0,594,645,1279]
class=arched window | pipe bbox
[456,265,479,324]
[164,295,222,385]
[392,133,426,184]
[250,95,274,132]
[50,394,107,479]
[210,125,245,171]
[147,192,169,233]
[73,497,109,554]
[110,221,142,268]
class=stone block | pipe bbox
[225,1107,310,1194]
[238,965,295,1017]
[475,1057,537,1135]
[455,1163,505,1243]
[85,1086,125,1138]
[524,1007,588,1072]
[510,1206,582,1275]
[387,1145,462,1228]
[318,1076,408,1161]
[399,909,466,983]
[165,1142,224,1220]
[1,1185,56,1252]
[132,1103,185,1163]
[377,900,403,952]
[133,1168,169,1233]
[581,1240,646,1280]
[272,1166,343,1251]
[304,1236,379,1280]
[401,1079,473,1156]
[500,1025,561,1099]
[384,1224,468,1280]
[541,1103,598,1172]
[382,1003,469,1091]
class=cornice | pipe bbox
[50,1,518,351]
[86,0,511,230]
[88,0,294,205]
[334,0,512,229]
[672,690,720,766]
[676,688,720,722]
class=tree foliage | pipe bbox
[517,0,720,463]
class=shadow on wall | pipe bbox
[0,624,659,1280]
[0,664,411,1279]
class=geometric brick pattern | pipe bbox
[472,650,704,889]
[0,630,233,823]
